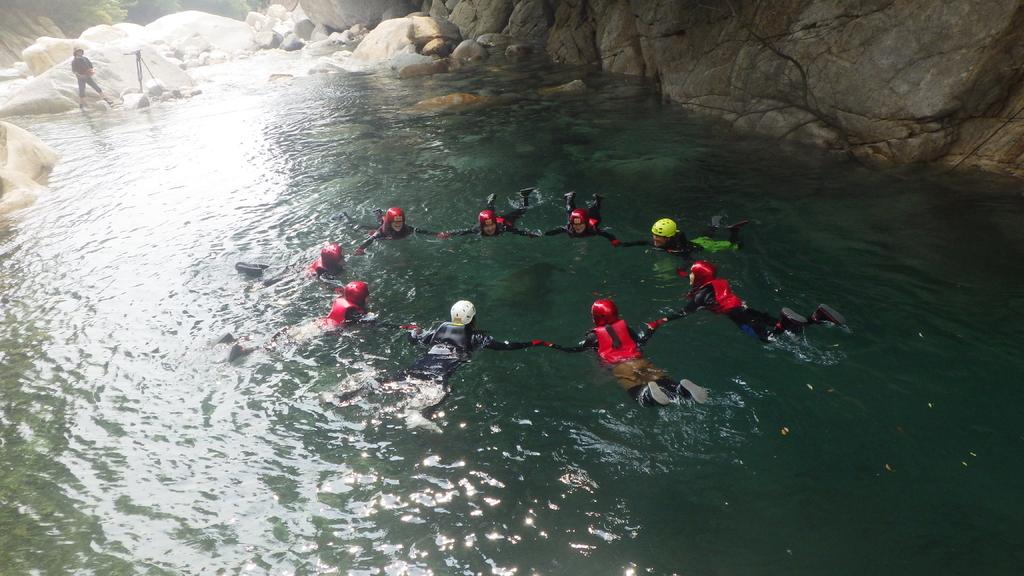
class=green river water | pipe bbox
[1,53,1023,575]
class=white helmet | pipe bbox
[450,300,476,325]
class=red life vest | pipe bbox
[595,320,642,364]
[322,298,364,329]
[709,279,743,313]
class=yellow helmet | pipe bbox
[651,218,677,237]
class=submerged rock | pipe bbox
[538,79,585,96]
[412,92,492,112]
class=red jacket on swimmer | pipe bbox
[591,299,642,364]
[322,281,369,329]
[686,260,743,313]
[308,243,344,277]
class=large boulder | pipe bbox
[504,0,552,42]
[451,38,487,62]
[450,0,514,40]
[410,15,461,49]
[22,38,94,76]
[145,11,255,53]
[299,0,421,31]
[350,18,416,63]
[79,25,128,44]
[0,44,193,117]
[0,121,58,214]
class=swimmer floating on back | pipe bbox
[437,188,541,238]
[549,299,708,406]
[618,216,749,259]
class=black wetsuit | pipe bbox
[618,232,702,257]
[343,212,439,251]
[398,322,534,382]
[443,193,540,237]
[543,194,618,242]
[619,224,743,257]
[666,284,784,342]
[71,56,103,97]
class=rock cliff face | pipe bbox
[0,12,64,67]
[541,0,1024,176]
[302,0,1024,176]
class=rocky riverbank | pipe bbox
[1,0,1022,183]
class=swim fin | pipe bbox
[678,379,709,404]
[235,262,269,277]
[810,304,846,326]
[227,343,255,362]
[643,382,672,406]
[778,308,809,332]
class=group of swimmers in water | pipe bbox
[223,188,846,411]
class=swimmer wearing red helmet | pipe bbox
[656,260,847,341]
[234,242,345,288]
[338,207,440,254]
[221,280,383,361]
[549,299,707,406]
[542,191,619,244]
[437,188,541,238]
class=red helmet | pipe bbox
[569,208,588,226]
[344,280,369,306]
[320,243,343,269]
[478,209,496,227]
[384,207,405,226]
[689,260,717,287]
[591,299,619,327]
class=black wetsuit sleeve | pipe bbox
[445,227,479,237]
[543,228,567,236]
[634,325,655,346]
[596,228,618,242]
[484,339,535,351]
[617,240,649,248]
[553,332,598,353]
[506,226,541,237]
[357,231,381,251]
[411,226,439,236]
[408,327,435,345]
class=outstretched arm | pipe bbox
[543,228,567,237]
[616,239,648,248]
[548,332,597,353]
[354,231,380,254]
[596,228,620,245]
[411,226,440,236]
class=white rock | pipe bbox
[351,18,416,63]
[113,23,148,38]
[246,11,268,31]
[122,93,150,109]
[207,50,230,64]
[0,121,59,214]
[146,11,255,54]
[145,78,165,97]
[266,4,289,21]
[309,57,347,74]
[21,37,95,76]
[79,24,128,44]
[0,44,192,117]
[389,52,435,72]
[176,34,213,59]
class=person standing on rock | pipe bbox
[71,48,111,109]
